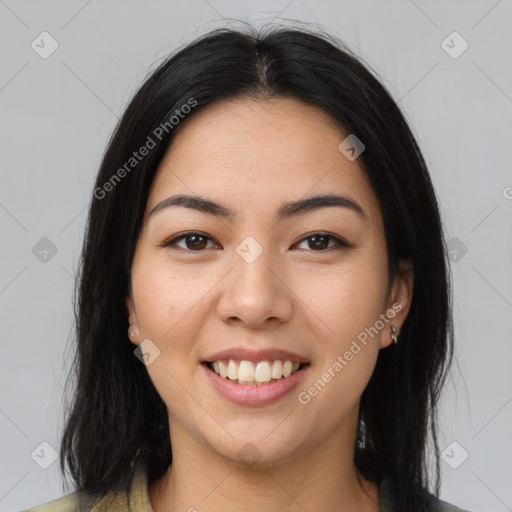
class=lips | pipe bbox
[202,361,309,406]
[203,347,310,364]
[201,347,310,405]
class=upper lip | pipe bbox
[203,347,310,364]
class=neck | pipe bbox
[149,420,379,512]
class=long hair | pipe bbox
[59,23,454,511]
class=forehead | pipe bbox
[162,97,347,169]
[147,97,382,229]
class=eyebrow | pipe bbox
[148,193,367,222]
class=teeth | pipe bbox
[238,360,255,382]
[254,361,272,383]
[218,360,228,378]
[271,360,282,379]
[209,359,304,384]
[283,360,293,378]
[227,360,238,380]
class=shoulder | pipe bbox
[18,463,152,512]
[17,491,128,511]
[378,476,473,512]
[18,493,79,512]
[17,490,140,512]
[438,497,473,512]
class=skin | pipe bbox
[126,97,414,512]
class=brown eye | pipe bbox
[161,231,349,253]
[295,232,349,251]
[306,234,330,250]
[161,232,218,251]
[183,234,208,250]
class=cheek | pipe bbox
[132,264,203,388]
[298,265,385,422]
[306,256,388,336]
[133,262,207,339]
[134,271,176,336]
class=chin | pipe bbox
[202,429,305,470]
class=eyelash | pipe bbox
[160,231,350,252]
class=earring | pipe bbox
[390,325,398,344]
[129,330,135,338]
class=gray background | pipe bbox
[1,1,511,511]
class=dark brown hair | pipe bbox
[60,23,454,511]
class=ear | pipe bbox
[380,259,414,349]
[125,294,141,346]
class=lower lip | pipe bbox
[202,363,309,406]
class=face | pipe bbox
[126,97,413,468]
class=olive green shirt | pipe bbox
[19,464,472,512]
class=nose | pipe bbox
[216,245,293,329]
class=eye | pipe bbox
[160,231,349,252]
[160,231,220,251]
[293,232,350,251]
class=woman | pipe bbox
[21,24,472,512]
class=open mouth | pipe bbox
[203,360,310,386]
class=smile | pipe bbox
[205,359,308,386]
[201,359,310,406]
